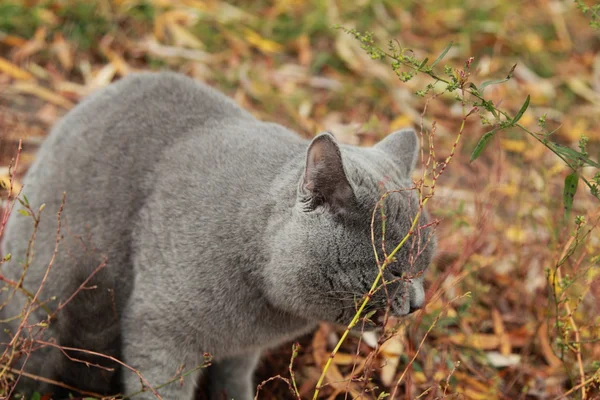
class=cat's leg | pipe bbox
[208,351,260,400]
[120,296,203,400]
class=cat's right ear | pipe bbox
[299,132,354,212]
[375,128,419,175]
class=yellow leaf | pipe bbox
[166,23,204,49]
[379,327,405,386]
[456,387,496,400]
[500,139,526,153]
[505,227,526,243]
[331,352,363,366]
[562,119,589,142]
[0,34,26,47]
[389,115,413,131]
[180,0,210,11]
[52,33,73,71]
[87,64,117,91]
[12,82,75,109]
[548,162,566,177]
[0,174,22,194]
[154,12,167,41]
[454,372,498,393]
[518,112,534,126]
[470,254,496,268]
[449,333,500,350]
[413,370,427,384]
[497,183,518,198]
[243,28,283,53]
[37,8,59,25]
[567,77,600,106]
[433,370,447,381]
[0,57,34,80]
[523,33,543,52]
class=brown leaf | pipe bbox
[311,323,329,367]
[296,34,312,66]
[491,308,511,355]
[538,322,562,369]
[379,325,405,386]
[13,27,47,62]
[52,33,73,71]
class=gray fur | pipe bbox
[0,72,435,399]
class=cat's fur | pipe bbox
[0,72,434,399]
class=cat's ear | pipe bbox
[300,132,354,211]
[375,128,419,175]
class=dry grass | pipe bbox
[1,0,599,399]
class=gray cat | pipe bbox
[0,72,434,399]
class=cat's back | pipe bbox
[33,71,253,185]
[15,72,253,209]
[1,72,255,281]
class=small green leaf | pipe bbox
[511,95,530,125]
[3,253,11,261]
[549,143,600,168]
[22,194,29,206]
[18,209,30,217]
[479,64,517,91]
[30,393,41,400]
[563,173,579,219]
[467,82,480,96]
[479,78,509,91]
[430,41,453,68]
[470,128,499,162]
[363,310,377,320]
[418,57,429,69]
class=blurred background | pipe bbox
[0,0,599,399]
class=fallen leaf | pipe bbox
[505,227,526,243]
[166,23,205,49]
[0,34,26,47]
[485,351,521,368]
[491,308,511,355]
[566,77,600,105]
[332,352,363,366]
[87,64,117,91]
[11,82,75,109]
[389,114,413,131]
[538,322,562,369]
[448,333,500,350]
[500,139,527,153]
[0,57,34,81]
[52,33,73,71]
[361,330,379,348]
[14,27,47,62]
[296,34,312,66]
[243,28,284,54]
[379,326,405,386]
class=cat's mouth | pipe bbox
[363,308,394,327]
[368,302,420,326]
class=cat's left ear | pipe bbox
[300,132,354,211]
[375,128,419,175]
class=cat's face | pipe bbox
[265,129,436,328]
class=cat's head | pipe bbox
[264,129,435,328]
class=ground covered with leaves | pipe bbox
[1,0,600,399]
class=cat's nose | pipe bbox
[408,304,422,314]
